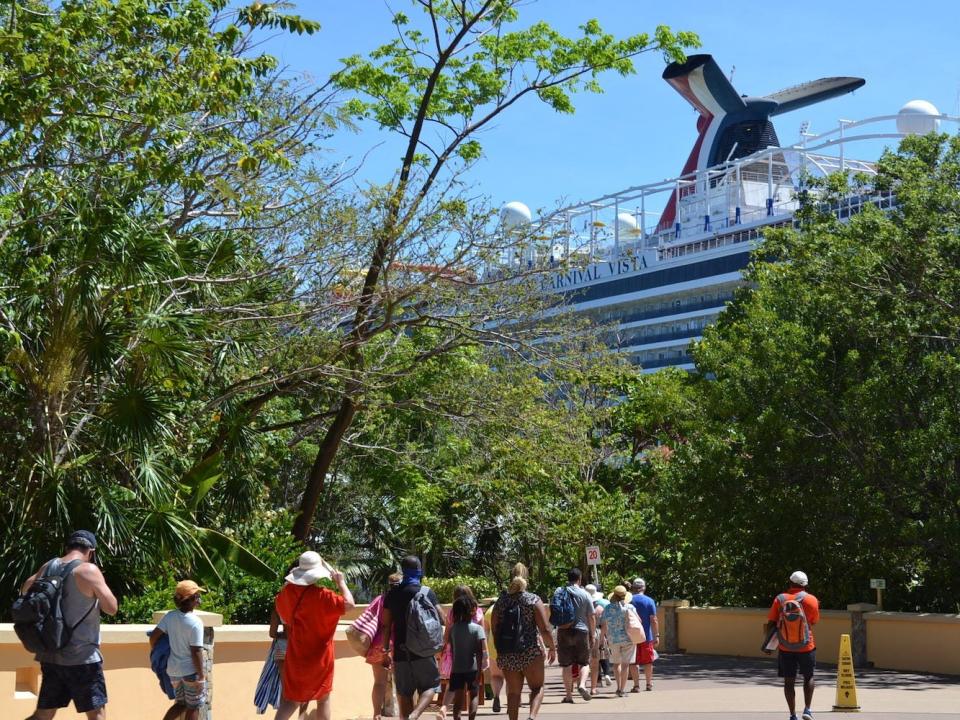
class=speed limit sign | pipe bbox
[585,545,601,566]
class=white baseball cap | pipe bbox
[789,570,809,587]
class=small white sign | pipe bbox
[870,578,886,590]
[586,545,601,566]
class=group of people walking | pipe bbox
[345,562,662,720]
[15,530,820,720]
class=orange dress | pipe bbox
[275,584,346,701]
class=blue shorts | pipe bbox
[38,661,107,713]
[778,649,816,679]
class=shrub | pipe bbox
[115,510,303,624]
[423,575,498,603]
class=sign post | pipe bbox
[585,546,601,566]
[585,545,601,587]
[869,579,885,610]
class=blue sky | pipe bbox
[264,1,960,219]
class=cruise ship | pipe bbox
[497,54,954,372]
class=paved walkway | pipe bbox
[473,654,960,720]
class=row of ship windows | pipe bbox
[629,348,693,369]
[614,317,714,348]
[588,290,736,326]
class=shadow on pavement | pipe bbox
[652,653,958,691]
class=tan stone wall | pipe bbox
[675,606,851,661]
[865,612,960,675]
[0,623,375,720]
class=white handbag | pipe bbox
[625,604,647,644]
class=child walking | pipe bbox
[446,596,487,720]
[149,580,207,720]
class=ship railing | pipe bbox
[658,188,899,260]
[492,115,960,276]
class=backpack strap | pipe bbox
[794,591,807,602]
[58,559,85,578]
[54,559,99,631]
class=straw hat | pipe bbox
[608,584,629,602]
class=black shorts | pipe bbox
[38,661,108,713]
[778,649,816,679]
[557,628,590,667]
[449,671,480,692]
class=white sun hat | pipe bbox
[285,551,333,586]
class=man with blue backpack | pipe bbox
[549,568,595,703]
[380,555,445,720]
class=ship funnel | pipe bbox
[657,54,865,231]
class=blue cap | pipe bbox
[67,530,97,550]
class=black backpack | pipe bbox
[11,559,96,654]
[494,593,527,654]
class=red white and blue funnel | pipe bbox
[657,54,865,231]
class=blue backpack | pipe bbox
[549,586,576,629]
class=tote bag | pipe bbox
[625,604,647,644]
[346,596,382,656]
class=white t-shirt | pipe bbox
[158,610,204,678]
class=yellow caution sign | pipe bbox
[833,633,861,711]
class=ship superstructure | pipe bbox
[496,55,955,372]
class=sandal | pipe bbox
[646,683,653,691]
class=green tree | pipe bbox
[284,0,698,540]
[0,0,327,594]
[633,134,960,611]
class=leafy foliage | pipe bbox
[614,135,960,612]
[0,0,337,600]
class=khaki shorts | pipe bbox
[608,641,636,665]
[557,628,590,667]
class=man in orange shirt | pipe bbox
[764,571,819,720]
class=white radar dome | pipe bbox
[616,212,641,237]
[896,100,940,135]
[500,201,532,230]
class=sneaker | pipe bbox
[789,715,798,720]
[615,690,624,698]
[802,710,814,720]
[578,686,591,701]
[603,675,613,687]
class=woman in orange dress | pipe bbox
[274,551,355,720]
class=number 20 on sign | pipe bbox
[586,545,601,566]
